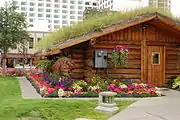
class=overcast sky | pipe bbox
[0,0,179,16]
[171,0,180,16]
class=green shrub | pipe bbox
[72,80,88,91]
[167,75,177,88]
[90,75,107,89]
[37,60,55,72]
[172,76,180,89]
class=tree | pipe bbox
[0,1,29,78]
[18,41,28,71]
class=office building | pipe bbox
[99,0,171,11]
[11,0,98,31]
[148,0,171,11]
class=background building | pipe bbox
[3,0,99,68]
[148,0,171,11]
[99,0,145,11]
[11,0,98,31]
[99,0,171,11]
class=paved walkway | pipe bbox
[18,77,42,99]
[109,89,180,120]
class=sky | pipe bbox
[0,0,179,16]
[171,0,180,17]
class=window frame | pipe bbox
[152,52,160,65]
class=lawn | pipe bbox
[0,77,133,120]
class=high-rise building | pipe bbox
[148,0,171,11]
[99,0,171,12]
[99,0,144,11]
[1,0,99,63]
[11,0,98,31]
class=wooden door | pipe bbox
[147,46,165,86]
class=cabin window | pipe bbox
[152,52,160,65]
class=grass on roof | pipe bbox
[36,7,175,50]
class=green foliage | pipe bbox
[172,76,180,89]
[52,56,75,79]
[110,46,129,67]
[37,7,174,50]
[91,75,102,86]
[72,80,88,91]
[0,2,29,78]
[0,2,29,53]
[90,75,107,89]
[110,50,128,67]
[37,60,55,72]
[84,8,116,20]
[167,75,177,88]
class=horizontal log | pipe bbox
[72,54,84,59]
[128,55,141,59]
[166,74,180,79]
[72,69,85,73]
[74,64,84,69]
[166,48,179,52]
[166,68,179,71]
[166,60,178,63]
[108,74,141,79]
[71,49,84,53]
[147,41,178,46]
[126,60,141,65]
[166,52,179,55]
[96,40,141,45]
[166,65,178,69]
[94,44,141,50]
[84,52,93,57]
[72,59,84,63]
[95,69,140,74]
[165,70,180,74]
[71,74,84,79]
[107,65,141,69]
[165,57,178,60]
[165,54,178,58]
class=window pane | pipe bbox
[152,53,160,64]
[29,38,34,49]
[37,38,42,42]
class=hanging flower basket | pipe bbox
[110,45,129,67]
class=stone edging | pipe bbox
[41,96,164,101]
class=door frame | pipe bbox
[141,44,165,86]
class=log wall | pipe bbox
[63,43,86,80]
[91,24,143,81]
[64,21,180,85]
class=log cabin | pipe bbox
[37,12,180,87]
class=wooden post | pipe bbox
[141,24,147,82]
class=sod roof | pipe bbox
[36,7,180,56]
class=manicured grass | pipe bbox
[0,77,133,120]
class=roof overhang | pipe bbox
[38,12,180,57]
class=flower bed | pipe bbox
[26,73,162,98]
[0,68,39,77]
